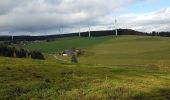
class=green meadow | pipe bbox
[79,36,170,66]
[26,35,170,66]
[0,35,170,100]
[25,36,113,53]
[0,57,170,100]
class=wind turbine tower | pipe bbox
[79,25,81,37]
[88,26,91,37]
[10,32,14,41]
[115,17,118,36]
[12,35,14,41]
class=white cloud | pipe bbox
[117,7,170,32]
[0,0,168,35]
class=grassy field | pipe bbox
[0,57,170,100]
[26,35,170,66]
[25,36,113,53]
[80,36,170,66]
[1,35,170,99]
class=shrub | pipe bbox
[76,49,85,56]
[46,38,55,42]
[0,44,15,57]
[29,51,45,60]
[15,48,27,58]
[71,55,78,63]
[157,61,169,72]
[0,44,45,60]
[146,61,169,72]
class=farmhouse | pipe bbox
[63,50,74,56]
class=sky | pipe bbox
[0,0,169,35]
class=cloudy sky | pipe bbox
[0,0,169,35]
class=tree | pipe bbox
[6,46,15,57]
[15,48,27,58]
[29,51,45,60]
[71,55,78,63]
[0,45,15,57]
[0,44,45,60]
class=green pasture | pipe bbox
[0,57,170,100]
[25,36,113,53]
[1,35,170,99]
[25,35,170,66]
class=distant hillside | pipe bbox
[0,29,145,41]
[25,36,112,53]
[0,29,169,42]
[25,35,170,66]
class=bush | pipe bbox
[46,38,55,42]
[15,48,27,58]
[71,55,78,63]
[29,51,45,60]
[76,49,85,56]
[0,44,45,60]
[0,44,15,57]
[146,61,169,72]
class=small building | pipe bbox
[63,54,68,56]
[63,50,74,56]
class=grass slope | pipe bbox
[25,36,113,53]
[79,36,170,66]
[7,35,169,99]
[0,57,170,100]
[26,35,170,66]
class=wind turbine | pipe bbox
[60,26,63,34]
[115,17,118,36]
[9,32,14,41]
[57,25,63,38]
[88,26,91,37]
[12,34,14,41]
[78,25,81,37]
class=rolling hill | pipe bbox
[0,57,170,100]
[1,35,170,99]
[25,35,170,66]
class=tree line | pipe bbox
[148,31,170,37]
[0,44,45,60]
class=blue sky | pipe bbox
[0,0,169,35]
[127,0,170,13]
